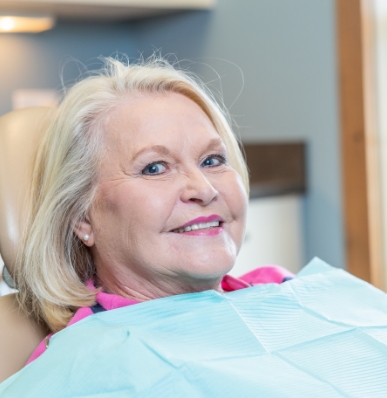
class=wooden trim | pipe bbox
[243,143,306,199]
[336,0,383,287]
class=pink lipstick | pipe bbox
[179,214,222,229]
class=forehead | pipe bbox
[103,92,221,153]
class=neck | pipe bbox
[95,265,224,302]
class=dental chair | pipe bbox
[0,107,54,382]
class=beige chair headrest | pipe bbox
[0,107,55,277]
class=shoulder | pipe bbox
[0,293,48,383]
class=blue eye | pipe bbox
[202,154,227,167]
[142,162,166,175]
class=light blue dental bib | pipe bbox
[1,258,387,397]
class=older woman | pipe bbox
[2,58,387,397]
[0,57,292,384]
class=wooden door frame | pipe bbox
[336,0,383,288]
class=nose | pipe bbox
[180,168,218,205]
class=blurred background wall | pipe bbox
[0,0,344,269]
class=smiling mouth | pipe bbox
[171,221,221,233]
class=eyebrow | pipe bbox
[131,137,225,161]
[206,137,225,151]
[131,145,171,161]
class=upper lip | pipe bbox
[172,214,223,231]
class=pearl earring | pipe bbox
[83,234,89,242]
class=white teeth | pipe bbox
[173,221,220,233]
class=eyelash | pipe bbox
[142,161,168,175]
[141,154,227,176]
[201,154,227,167]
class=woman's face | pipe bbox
[82,92,248,299]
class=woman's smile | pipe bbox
[170,214,223,234]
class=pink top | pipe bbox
[27,265,293,365]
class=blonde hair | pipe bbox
[16,57,249,332]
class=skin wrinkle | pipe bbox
[74,92,248,301]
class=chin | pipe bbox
[182,257,235,281]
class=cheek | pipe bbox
[219,173,248,242]
[233,193,248,246]
[225,173,248,217]
[95,182,176,233]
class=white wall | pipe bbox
[231,195,304,276]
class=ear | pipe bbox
[73,218,95,247]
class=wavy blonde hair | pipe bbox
[16,57,249,332]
